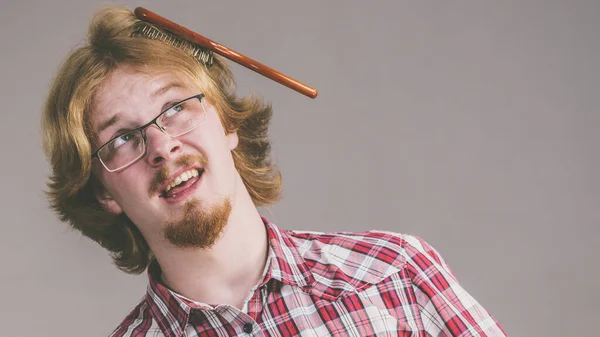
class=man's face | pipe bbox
[90,65,239,248]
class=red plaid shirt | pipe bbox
[110,219,507,336]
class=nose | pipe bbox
[144,125,182,167]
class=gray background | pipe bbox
[1,0,598,336]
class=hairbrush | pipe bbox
[133,7,318,99]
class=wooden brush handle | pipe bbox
[134,7,318,99]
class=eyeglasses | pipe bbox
[92,94,206,172]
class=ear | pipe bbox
[226,130,239,151]
[92,178,123,215]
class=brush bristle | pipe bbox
[131,22,214,67]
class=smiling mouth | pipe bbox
[160,168,204,199]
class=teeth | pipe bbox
[164,169,200,193]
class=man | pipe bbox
[42,6,507,337]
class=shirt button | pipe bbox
[243,323,253,333]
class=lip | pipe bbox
[158,165,204,195]
[161,173,202,204]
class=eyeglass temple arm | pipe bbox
[134,7,318,99]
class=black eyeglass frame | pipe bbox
[91,93,205,172]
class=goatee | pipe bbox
[163,197,232,249]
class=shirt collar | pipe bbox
[262,218,316,289]
[144,218,315,337]
[145,260,192,337]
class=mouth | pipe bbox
[160,168,204,200]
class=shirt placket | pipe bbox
[213,305,265,337]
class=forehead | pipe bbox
[94,66,184,107]
[90,66,195,128]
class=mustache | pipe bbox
[148,154,208,196]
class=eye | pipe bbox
[112,132,135,149]
[163,102,185,118]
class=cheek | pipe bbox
[180,127,216,152]
[104,171,146,202]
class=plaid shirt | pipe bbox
[110,219,507,336]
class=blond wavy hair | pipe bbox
[42,7,282,274]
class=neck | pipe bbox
[150,182,269,309]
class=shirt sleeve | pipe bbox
[402,235,508,337]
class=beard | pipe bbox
[163,197,232,249]
[148,153,232,248]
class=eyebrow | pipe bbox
[98,114,120,133]
[97,81,186,133]
[151,81,185,99]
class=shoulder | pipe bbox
[288,228,408,260]
[398,234,458,279]
[109,296,161,337]
[288,228,440,266]
[285,229,428,296]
